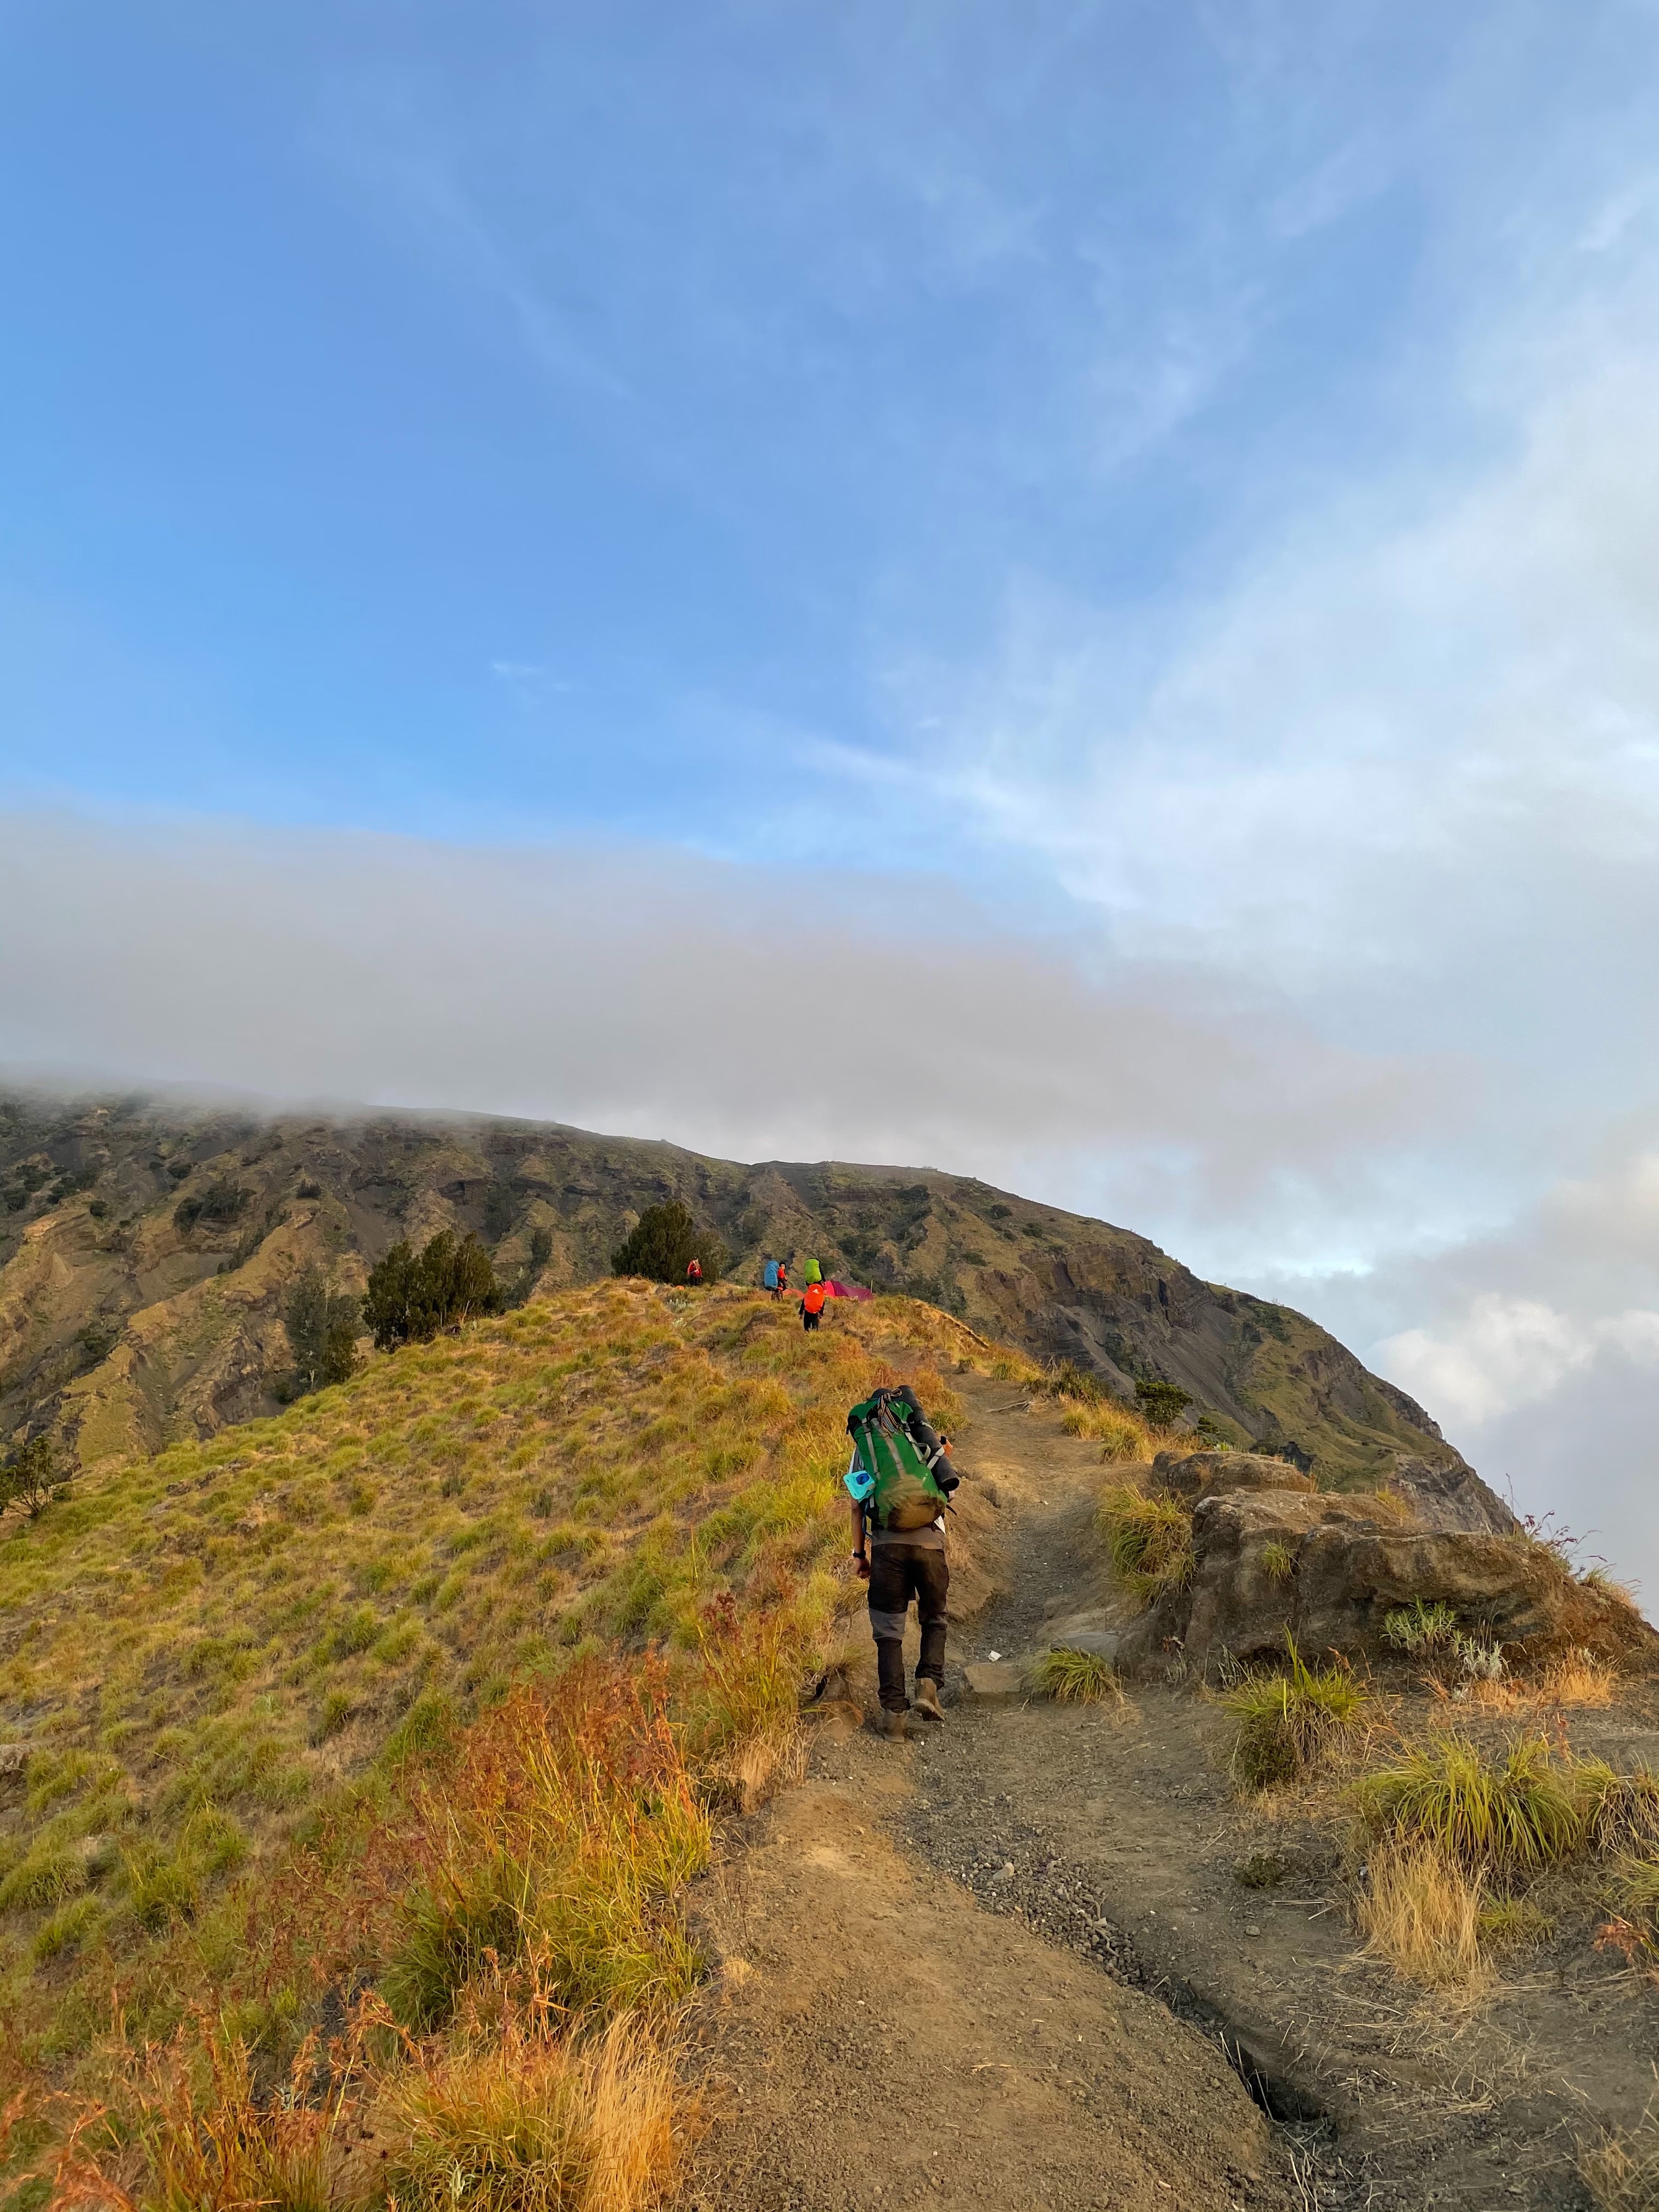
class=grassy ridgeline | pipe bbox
[0,1279,974,2192]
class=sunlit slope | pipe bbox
[0,1090,1459,1490]
[0,1282,975,2048]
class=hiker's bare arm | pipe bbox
[849,1499,869,1576]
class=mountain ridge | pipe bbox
[0,1085,1479,1503]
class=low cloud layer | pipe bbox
[0,810,1447,1242]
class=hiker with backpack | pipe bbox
[845,1384,961,1737]
[800,1279,827,1331]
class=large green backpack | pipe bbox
[848,1390,948,1532]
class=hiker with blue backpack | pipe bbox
[845,1384,961,1739]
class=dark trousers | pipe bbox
[802,1307,821,1330]
[867,1544,949,1712]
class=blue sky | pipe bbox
[9,3,1659,1582]
[2,2,1581,848]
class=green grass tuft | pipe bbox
[0,1842,86,1915]
[1355,1733,1585,1874]
[1097,1484,1193,1605]
[1028,1647,1124,1705]
[1223,1635,1367,1789]
[1381,1599,1459,1654]
[1477,1894,1555,1948]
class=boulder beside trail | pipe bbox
[1153,1449,1317,1503]
[1116,1483,1658,1677]
[1151,1446,1520,1537]
[1387,1453,1522,1537]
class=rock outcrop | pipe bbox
[1116,1452,1657,1675]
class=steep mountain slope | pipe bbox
[0,1085,1462,1490]
[0,1283,984,2053]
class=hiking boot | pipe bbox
[877,1708,915,1742]
[912,1679,946,1723]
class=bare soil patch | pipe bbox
[685,1771,1293,2211]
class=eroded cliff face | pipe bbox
[1,1088,1462,1494]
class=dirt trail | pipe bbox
[692,1376,1659,2209]
[687,1769,1291,2212]
[686,1383,1298,2212]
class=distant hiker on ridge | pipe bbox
[845,1383,960,1738]
[763,1259,780,1295]
[775,1259,788,1299]
[686,1255,703,1286]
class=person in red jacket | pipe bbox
[686,1256,703,1286]
[775,1260,788,1299]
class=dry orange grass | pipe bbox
[52,2020,358,2210]
[1449,1650,1619,1716]
[1581,2123,1659,2212]
[375,2013,686,2212]
[44,1672,711,2212]
[1356,1839,1488,1994]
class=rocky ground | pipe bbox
[689,1379,1659,2211]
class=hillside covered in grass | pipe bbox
[0,1279,993,2204]
[1,1086,1464,1492]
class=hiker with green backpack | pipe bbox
[845,1384,961,1738]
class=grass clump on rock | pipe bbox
[1223,1635,1367,1790]
[1029,1647,1124,1705]
[1382,1599,1459,1656]
[1097,1484,1193,1605]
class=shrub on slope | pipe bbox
[612,1198,728,1285]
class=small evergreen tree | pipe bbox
[1136,1378,1193,1426]
[363,1231,501,1352]
[1,1434,65,1517]
[320,1315,359,1386]
[173,1178,249,1231]
[611,1199,727,1284]
[285,1263,361,1393]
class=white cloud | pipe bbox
[1335,1133,1659,1588]
[893,340,1659,1018]
[1380,1295,1659,1430]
